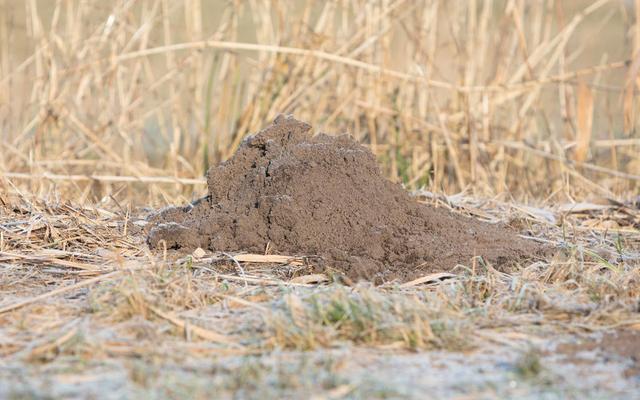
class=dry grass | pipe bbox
[1,189,639,396]
[2,0,640,397]
[1,0,640,205]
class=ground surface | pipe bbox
[1,191,639,399]
[2,1,640,398]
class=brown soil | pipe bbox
[147,115,544,283]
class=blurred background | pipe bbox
[1,0,639,206]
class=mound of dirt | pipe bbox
[147,115,543,282]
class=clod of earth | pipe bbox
[147,115,545,282]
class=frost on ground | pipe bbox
[2,329,639,399]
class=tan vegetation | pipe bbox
[1,0,639,204]
[1,0,640,398]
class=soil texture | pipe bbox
[147,115,544,282]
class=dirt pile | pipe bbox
[147,115,543,282]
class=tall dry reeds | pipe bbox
[0,0,639,205]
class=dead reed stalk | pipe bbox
[0,0,638,205]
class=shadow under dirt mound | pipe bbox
[146,115,546,283]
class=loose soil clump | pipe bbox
[147,115,543,282]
